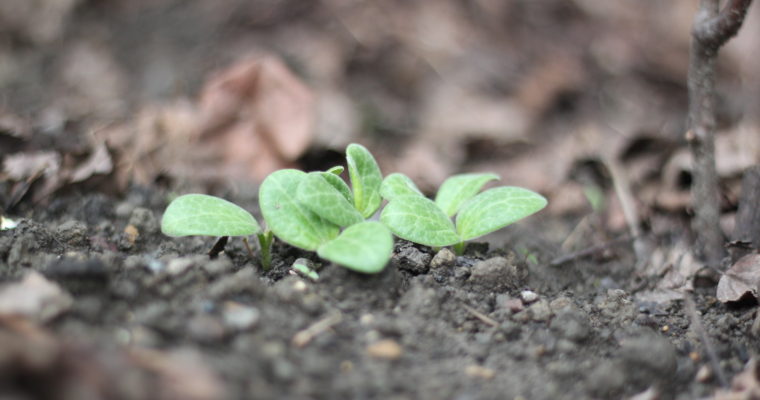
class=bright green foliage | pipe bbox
[319,171,353,204]
[326,166,344,175]
[161,194,260,237]
[317,221,393,274]
[346,143,383,218]
[380,173,546,253]
[259,169,340,251]
[292,261,319,281]
[456,187,547,241]
[297,172,364,227]
[380,195,460,247]
[259,145,391,273]
[435,173,499,217]
[380,173,423,201]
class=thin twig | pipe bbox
[462,304,498,327]
[549,235,634,267]
[242,237,256,260]
[687,0,753,267]
[292,312,343,348]
[603,156,650,267]
[685,295,729,388]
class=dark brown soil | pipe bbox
[0,188,753,400]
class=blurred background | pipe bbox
[1,0,759,237]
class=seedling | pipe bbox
[380,172,547,254]
[259,144,393,273]
[160,194,274,269]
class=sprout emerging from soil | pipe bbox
[259,144,393,273]
[160,194,274,269]
[380,172,547,254]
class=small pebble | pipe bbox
[464,365,495,380]
[222,302,260,331]
[123,225,139,245]
[695,365,712,382]
[166,256,206,276]
[430,248,456,268]
[497,295,523,312]
[529,299,553,322]
[366,339,402,360]
[469,257,525,291]
[394,243,431,274]
[55,220,88,247]
[521,290,538,304]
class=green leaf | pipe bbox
[380,195,460,247]
[326,165,344,175]
[297,172,364,227]
[380,173,423,201]
[260,169,340,251]
[161,194,260,237]
[320,171,353,204]
[435,173,500,217]
[346,143,383,218]
[317,221,393,273]
[456,187,547,241]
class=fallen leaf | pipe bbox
[69,142,113,183]
[717,253,760,303]
[196,55,315,180]
[3,151,60,181]
[0,271,73,322]
[366,339,402,360]
[714,358,760,400]
[106,54,315,186]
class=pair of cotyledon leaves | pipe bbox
[162,144,393,274]
[161,143,547,274]
[379,172,547,247]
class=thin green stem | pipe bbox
[257,230,274,270]
[453,241,466,256]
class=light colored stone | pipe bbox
[366,339,402,360]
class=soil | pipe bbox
[0,187,754,400]
[2,1,759,399]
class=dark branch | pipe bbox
[694,0,753,48]
[687,0,753,267]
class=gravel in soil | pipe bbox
[0,189,756,400]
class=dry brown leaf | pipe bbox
[70,142,113,183]
[3,151,61,181]
[196,55,314,180]
[0,271,73,322]
[636,242,704,304]
[717,253,760,303]
[107,54,315,186]
[714,358,760,400]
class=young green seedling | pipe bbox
[259,144,392,273]
[160,194,275,269]
[380,173,547,254]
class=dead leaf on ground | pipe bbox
[636,241,704,304]
[0,271,73,323]
[717,253,760,303]
[714,358,760,400]
[109,54,315,186]
[2,138,115,205]
[196,55,314,180]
